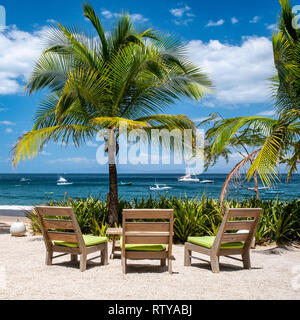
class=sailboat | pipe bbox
[149,184,172,191]
[57,176,73,186]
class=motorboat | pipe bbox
[119,181,133,186]
[178,174,200,183]
[200,180,214,184]
[20,178,31,182]
[149,184,172,191]
[57,177,73,186]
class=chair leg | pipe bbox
[122,256,127,274]
[46,250,53,266]
[71,254,78,263]
[168,258,173,274]
[101,243,109,265]
[210,255,220,273]
[160,259,166,267]
[80,253,87,272]
[184,246,191,267]
[242,251,251,269]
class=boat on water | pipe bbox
[178,174,200,182]
[20,178,31,182]
[119,181,133,186]
[200,180,214,184]
[57,177,73,186]
[149,184,172,191]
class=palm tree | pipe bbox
[204,0,300,188]
[12,4,212,225]
[200,113,266,200]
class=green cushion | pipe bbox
[188,236,244,249]
[120,237,166,252]
[54,235,108,248]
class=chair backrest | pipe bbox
[213,208,262,252]
[122,209,174,252]
[35,206,85,251]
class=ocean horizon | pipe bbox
[0,173,298,207]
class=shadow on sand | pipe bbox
[0,222,10,235]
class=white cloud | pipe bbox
[0,108,7,111]
[187,36,275,105]
[170,6,190,17]
[86,141,98,148]
[170,4,194,25]
[0,120,15,125]
[256,110,276,116]
[48,157,96,165]
[39,151,52,156]
[5,128,13,134]
[101,10,112,19]
[206,19,224,27]
[231,17,239,24]
[250,16,260,23]
[46,19,57,24]
[130,14,149,23]
[0,26,45,95]
[266,24,276,30]
[101,10,148,23]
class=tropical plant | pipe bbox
[26,195,300,245]
[200,113,267,201]
[12,4,212,225]
[204,0,300,188]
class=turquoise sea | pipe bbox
[0,173,299,206]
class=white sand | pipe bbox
[0,221,299,300]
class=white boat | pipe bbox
[20,178,30,182]
[200,180,214,184]
[57,177,73,186]
[149,184,172,191]
[178,174,200,183]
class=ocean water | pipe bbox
[0,173,299,206]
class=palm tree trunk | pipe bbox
[254,170,260,200]
[107,131,119,226]
[108,163,118,226]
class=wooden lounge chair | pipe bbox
[184,208,262,273]
[121,209,174,274]
[35,206,108,272]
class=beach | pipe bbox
[0,217,299,300]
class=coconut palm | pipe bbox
[200,113,267,200]
[204,0,300,187]
[12,4,212,225]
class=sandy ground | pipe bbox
[0,219,299,300]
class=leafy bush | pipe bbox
[26,195,300,245]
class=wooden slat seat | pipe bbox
[184,208,262,273]
[35,206,108,272]
[122,209,174,274]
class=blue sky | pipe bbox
[0,0,287,173]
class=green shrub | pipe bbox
[26,195,300,245]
